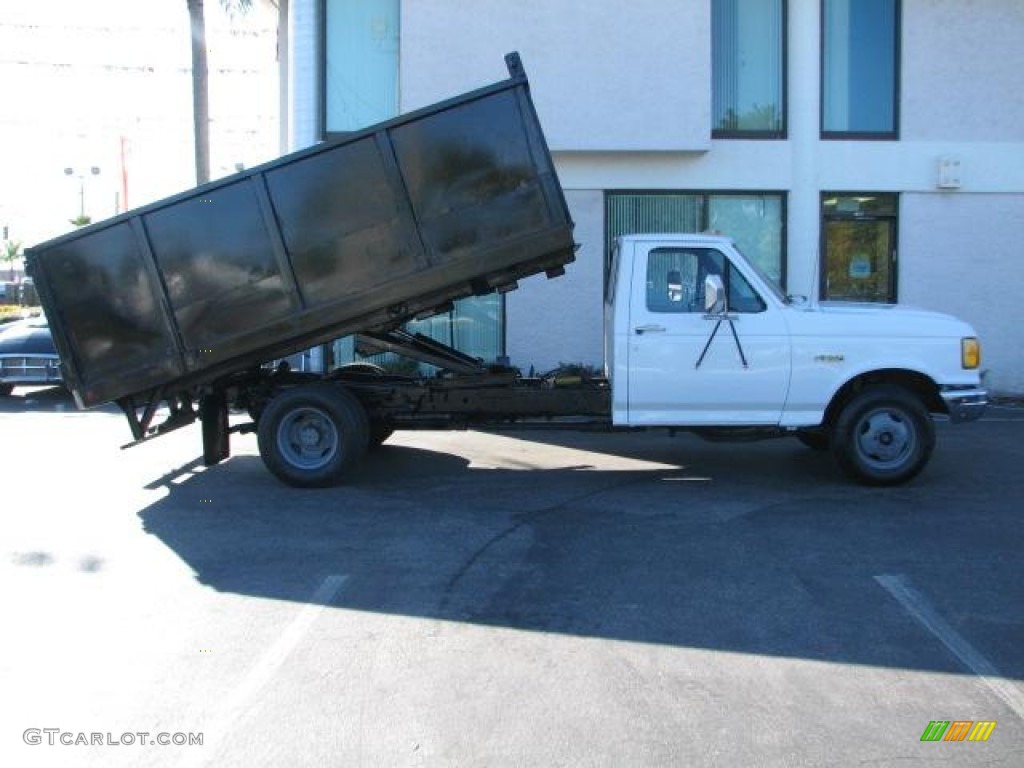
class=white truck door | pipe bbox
[626,243,791,425]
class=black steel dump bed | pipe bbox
[27,53,574,409]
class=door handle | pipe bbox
[634,324,666,335]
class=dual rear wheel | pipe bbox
[257,384,370,488]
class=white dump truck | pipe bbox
[27,55,986,488]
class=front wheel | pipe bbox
[257,384,369,487]
[831,385,935,486]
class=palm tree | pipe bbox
[186,0,254,185]
[2,239,22,281]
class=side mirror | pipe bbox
[704,274,726,314]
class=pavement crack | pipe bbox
[439,473,655,612]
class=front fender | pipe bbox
[780,341,972,428]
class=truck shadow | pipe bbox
[0,386,74,412]
[0,385,121,416]
[138,426,1023,680]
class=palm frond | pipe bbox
[220,0,253,20]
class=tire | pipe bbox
[0,384,13,397]
[795,429,830,452]
[334,363,393,448]
[257,383,369,488]
[369,424,395,448]
[831,385,935,486]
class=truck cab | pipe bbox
[607,233,987,483]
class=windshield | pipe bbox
[731,242,788,305]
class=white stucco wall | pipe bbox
[903,0,1024,142]
[900,193,1024,395]
[894,0,1024,395]
[398,0,710,151]
[506,190,605,372]
[543,0,1024,392]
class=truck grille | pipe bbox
[0,355,62,383]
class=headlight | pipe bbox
[961,337,980,369]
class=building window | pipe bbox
[606,192,786,289]
[821,193,898,302]
[821,0,900,138]
[321,0,502,372]
[331,293,504,375]
[712,0,786,138]
[322,0,400,133]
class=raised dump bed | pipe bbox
[27,53,574,411]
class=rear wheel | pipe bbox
[257,384,369,487]
[369,424,395,448]
[831,385,934,486]
[0,384,13,397]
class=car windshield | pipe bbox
[731,243,788,304]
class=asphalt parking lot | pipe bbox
[1,387,1022,767]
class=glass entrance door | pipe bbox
[821,194,897,302]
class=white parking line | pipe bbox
[875,573,1024,720]
[178,574,349,768]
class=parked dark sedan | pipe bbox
[0,314,62,395]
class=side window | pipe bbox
[646,249,701,313]
[647,248,766,314]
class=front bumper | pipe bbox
[940,387,988,423]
